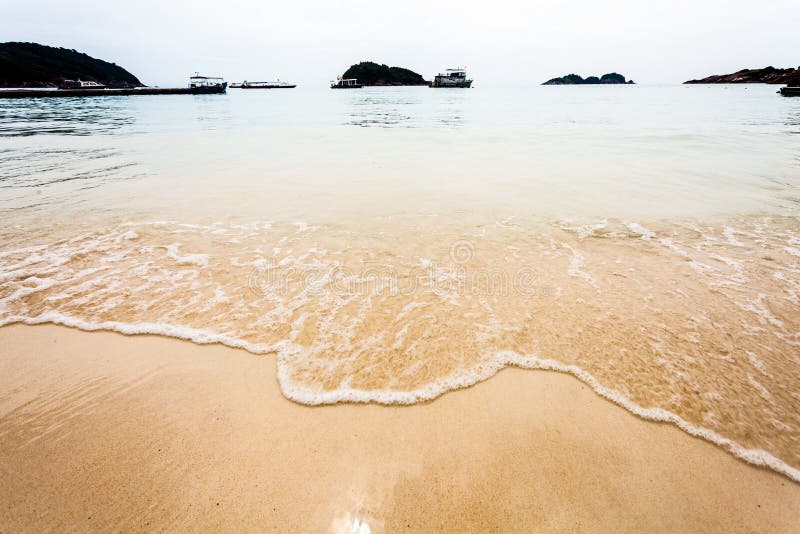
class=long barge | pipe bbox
[236,80,296,89]
[0,74,227,99]
[780,86,800,97]
[0,87,226,99]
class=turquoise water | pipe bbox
[1,84,798,225]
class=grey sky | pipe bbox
[4,0,798,86]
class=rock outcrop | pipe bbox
[543,72,635,85]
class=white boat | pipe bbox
[188,73,228,93]
[60,80,106,90]
[330,77,363,89]
[430,68,473,88]
[238,80,297,89]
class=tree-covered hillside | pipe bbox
[341,62,428,86]
[0,42,143,88]
[543,72,635,85]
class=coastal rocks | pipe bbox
[542,72,635,85]
[341,62,429,86]
[0,42,143,88]
[684,66,800,85]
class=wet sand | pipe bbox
[0,324,798,532]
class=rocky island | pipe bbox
[543,73,635,85]
[684,66,800,85]
[341,61,428,86]
[0,42,142,88]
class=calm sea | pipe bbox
[1,85,800,481]
[1,85,798,222]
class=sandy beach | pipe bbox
[3,1,800,529]
[1,324,797,532]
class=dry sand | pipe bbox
[0,324,798,532]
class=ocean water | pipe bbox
[1,85,799,481]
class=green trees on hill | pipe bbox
[543,72,634,85]
[0,42,142,87]
[341,62,428,86]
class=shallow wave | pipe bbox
[1,216,799,483]
[3,310,799,483]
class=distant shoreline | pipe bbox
[685,66,800,85]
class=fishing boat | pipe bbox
[60,80,106,90]
[430,68,473,88]
[330,77,362,89]
[188,73,228,94]
[238,80,297,89]
[780,86,800,97]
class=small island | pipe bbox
[543,73,635,85]
[0,42,142,88]
[684,66,800,85]
[341,61,428,86]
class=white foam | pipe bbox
[165,244,209,268]
[562,244,598,289]
[723,226,745,247]
[276,348,800,484]
[746,351,770,377]
[627,222,655,240]
[2,311,800,485]
[0,276,57,307]
[783,246,800,257]
[558,219,608,239]
[735,294,784,328]
[3,218,800,486]
[0,311,282,356]
[747,374,773,403]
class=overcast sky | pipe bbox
[4,0,798,86]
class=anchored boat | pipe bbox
[331,77,363,89]
[430,68,473,88]
[188,73,228,93]
[0,74,229,98]
[237,80,297,89]
[60,80,106,90]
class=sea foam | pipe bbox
[2,311,799,484]
[2,216,800,485]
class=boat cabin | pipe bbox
[443,69,467,78]
[431,67,473,88]
[189,74,226,89]
[331,78,363,89]
[60,80,106,90]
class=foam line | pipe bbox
[2,313,799,484]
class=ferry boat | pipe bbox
[239,80,297,89]
[188,73,228,94]
[60,80,106,90]
[331,77,363,89]
[430,68,473,88]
